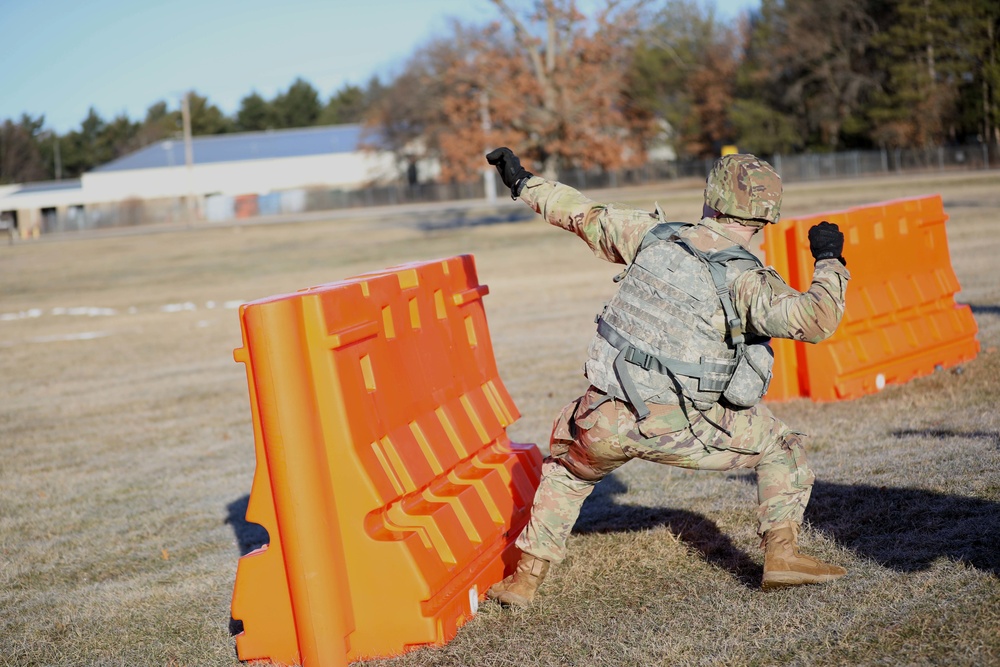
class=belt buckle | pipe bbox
[627,348,653,371]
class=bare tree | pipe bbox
[366,2,651,183]
[0,116,46,184]
[741,0,880,151]
[488,0,652,178]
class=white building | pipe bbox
[0,124,432,236]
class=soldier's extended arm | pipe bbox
[733,260,850,343]
[734,221,850,343]
[519,177,657,265]
[485,147,656,264]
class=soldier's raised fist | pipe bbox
[808,221,846,265]
[486,147,533,199]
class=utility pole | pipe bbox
[39,131,62,181]
[480,91,497,203]
[181,92,196,222]
[53,134,62,181]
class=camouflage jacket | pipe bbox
[519,176,850,347]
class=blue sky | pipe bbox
[0,0,759,134]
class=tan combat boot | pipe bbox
[762,523,846,591]
[486,552,550,608]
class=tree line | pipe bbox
[0,77,383,184]
[2,0,997,186]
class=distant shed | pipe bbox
[0,124,416,236]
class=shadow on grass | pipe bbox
[807,479,1000,577]
[225,495,270,637]
[571,458,1000,582]
[572,474,762,587]
[225,495,269,557]
[968,304,1000,317]
[414,207,535,231]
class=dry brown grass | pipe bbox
[1,171,998,666]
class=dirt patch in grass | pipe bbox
[1,171,998,666]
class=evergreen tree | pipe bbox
[236,92,274,131]
[864,0,999,148]
[271,78,321,128]
[952,0,1000,144]
[319,84,369,125]
[185,92,232,135]
[61,108,108,177]
[135,100,180,146]
[99,114,141,160]
[736,0,880,152]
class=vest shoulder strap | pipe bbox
[626,225,763,342]
[670,238,763,347]
[638,222,763,269]
[637,221,691,254]
[700,244,763,268]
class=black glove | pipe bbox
[486,147,533,199]
[808,221,846,265]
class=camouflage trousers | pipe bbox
[516,387,815,563]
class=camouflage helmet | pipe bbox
[703,154,782,226]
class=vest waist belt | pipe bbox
[596,318,736,419]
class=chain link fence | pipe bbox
[556,144,999,191]
[265,143,1000,216]
[8,143,999,235]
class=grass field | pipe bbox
[1,171,998,666]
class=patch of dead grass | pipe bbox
[1,172,998,666]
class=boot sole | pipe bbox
[762,571,846,591]
[486,587,532,609]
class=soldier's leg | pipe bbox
[734,411,845,589]
[488,461,597,608]
[617,401,812,535]
[752,430,815,535]
[516,392,631,563]
[706,402,814,534]
[515,460,601,563]
[489,392,630,607]
[675,402,844,589]
[619,401,844,588]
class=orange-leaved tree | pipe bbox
[484,0,654,180]
[367,1,654,183]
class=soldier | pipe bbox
[484,147,851,607]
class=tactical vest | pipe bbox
[585,222,772,418]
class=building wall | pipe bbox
[0,148,409,234]
[83,151,400,200]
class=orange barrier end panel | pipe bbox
[230,343,300,667]
[760,223,807,402]
[763,195,979,402]
[230,255,542,666]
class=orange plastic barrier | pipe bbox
[762,195,979,402]
[759,219,811,402]
[230,254,542,666]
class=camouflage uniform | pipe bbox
[515,176,851,564]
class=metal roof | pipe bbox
[4,180,82,196]
[94,124,375,172]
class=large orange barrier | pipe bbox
[230,254,542,666]
[762,195,979,401]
